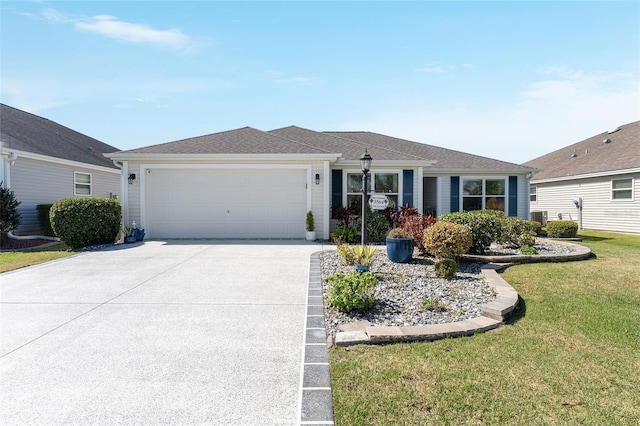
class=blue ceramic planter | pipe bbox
[134,228,145,241]
[386,237,414,263]
[354,264,370,273]
[124,236,136,244]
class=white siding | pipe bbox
[531,173,640,233]
[310,163,325,238]
[10,157,120,232]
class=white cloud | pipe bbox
[419,64,446,73]
[337,66,639,164]
[42,8,194,52]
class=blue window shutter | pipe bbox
[508,176,518,217]
[450,176,460,212]
[331,170,343,215]
[402,170,414,208]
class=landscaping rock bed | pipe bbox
[320,240,582,340]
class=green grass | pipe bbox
[0,243,75,273]
[329,230,640,425]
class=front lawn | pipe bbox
[329,230,640,424]
[0,243,75,273]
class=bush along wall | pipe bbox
[50,197,122,249]
[36,204,55,236]
[546,220,579,238]
[438,210,505,254]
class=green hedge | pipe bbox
[438,210,505,254]
[546,220,579,238]
[423,221,472,260]
[36,204,55,236]
[50,197,122,249]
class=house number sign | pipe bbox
[368,194,389,210]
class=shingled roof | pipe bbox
[0,104,120,169]
[113,124,531,171]
[523,120,640,181]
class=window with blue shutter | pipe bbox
[450,176,460,212]
[508,176,518,217]
[331,169,343,218]
[402,170,414,208]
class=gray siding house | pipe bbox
[107,126,535,240]
[524,120,639,233]
[0,104,121,233]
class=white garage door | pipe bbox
[147,168,307,239]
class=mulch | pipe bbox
[0,238,54,251]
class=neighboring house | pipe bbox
[523,120,639,234]
[0,104,121,233]
[106,125,535,240]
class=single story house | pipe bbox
[0,104,121,233]
[106,126,536,240]
[523,120,639,233]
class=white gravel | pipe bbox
[320,240,577,337]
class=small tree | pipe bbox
[0,183,21,236]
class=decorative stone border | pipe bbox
[317,238,591,347]
[462,238,591,264]
[333,264,518,346]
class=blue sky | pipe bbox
[2,1,638,164]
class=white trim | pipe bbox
[74,171,92,196]
[1,148,120,174]
[323,160,331,239]
[120,161,129,227]
[436,176,443,216]
[417,166,424,214]
[107,152,341,162]
[459,176,508,213]
[139,163,312,238]
[610,177,635,201]
[531,167,640,184]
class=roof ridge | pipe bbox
[265,126,335,154]
[322,131,434,162]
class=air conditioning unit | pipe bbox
[530,211,547,226]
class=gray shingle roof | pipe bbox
[116,126,334,155]
[0,104,120,169]
[324,131,532,170]
[114,124,532,171]
[523,120,639,181]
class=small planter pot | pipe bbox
[134,228,145,241]
[124,236,136,244]
[354,264,370,273]
[305,231,316,241]
[386,237,414,263]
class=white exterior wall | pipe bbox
[531,172,640,233]
[122,160,329,239]
[9,157,120,232]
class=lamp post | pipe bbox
[359,149,372,246]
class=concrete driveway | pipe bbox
[0,240,328,425]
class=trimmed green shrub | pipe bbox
[530,220,543,236]
[331,226,357,244]
[0,183,21,234]
[546,220,579,238]
[439,210,505,254]
[434,259,459,280]
[520,245,538,255]
[500,217,537,249]
[326,271,378,313]
[387,227,407,238]
[50,197,122,249]
[423,221,472,260]
[36,204,55,236]
[306,211,314,231]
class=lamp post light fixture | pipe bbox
[359,149,372,246]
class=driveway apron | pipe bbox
[0,241,324,425]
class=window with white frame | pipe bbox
[611,178,633,200]
[530,186,537,202]
[74,172,92,196]
[462,177,506,212]
[346,171,399,211]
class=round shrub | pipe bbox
[439,210,505,254]
[520,245,538,255]
[546,220,579,238]
[434,259,459,280]
[500,217,537,249]
[50,197,122,249]
[423,221,472,260]
[326,271,378,313]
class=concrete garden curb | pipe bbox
[332,264,518,346]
